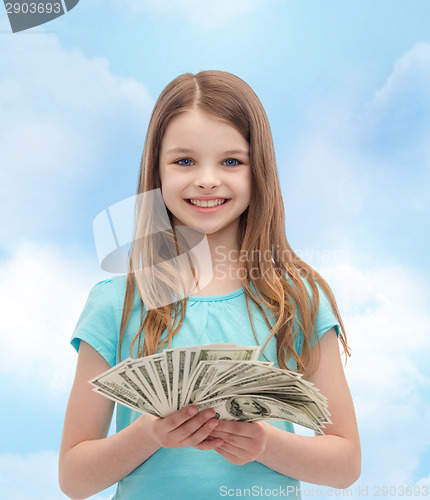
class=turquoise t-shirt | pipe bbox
[71,275,340,500]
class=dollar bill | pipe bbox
[89,343,331,433]
[195,394,323,433]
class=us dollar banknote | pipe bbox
[89,343,331,433]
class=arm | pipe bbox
[59,341,223,500]
[201,328,361,489]
[58,340,161,499]
[257,327,361,488]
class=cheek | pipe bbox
[239,172,252,200]
[160,183,184,216]
[238,185,251,207]
[160,176,174,196]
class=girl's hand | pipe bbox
[149,405,224,450]
[194,419,271,465]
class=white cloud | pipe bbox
[112,0,277,29]
[360,42,430,203]
[416,474,430,487]
[318,261,430,486]
[0,32,153,249]
[0,450,114,500]
[285,259,429,495]
[283,43,430,257]
[369,42,430,121]
[0,239,108,393]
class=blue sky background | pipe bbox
[1,1,429,498]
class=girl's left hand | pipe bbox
[194,420,271,465]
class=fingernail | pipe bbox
[208,421,218,429]
[188,407,198,416]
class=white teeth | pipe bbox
[188,198,228,207]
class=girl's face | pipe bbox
[159,108,251,243]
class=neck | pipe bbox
[172,218,242,288]
[204,230,241,282]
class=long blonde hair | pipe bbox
[118,70,350,374]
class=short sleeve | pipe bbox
[312,281,340,347]
[293,279,341,355]
[70,279,121,366]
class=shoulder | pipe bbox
[70,275,130,366]
[86,275,133,309]
[285,273,341,351]
[90,274,126,296]
[307,278,341,340]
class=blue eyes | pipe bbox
[176,158,194,166]
[224,158,241,167]
[175,158,242,167]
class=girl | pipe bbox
[59,70,361,500]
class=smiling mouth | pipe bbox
[185,199,231,207]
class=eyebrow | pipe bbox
[166,147,249,156]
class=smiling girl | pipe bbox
[59,70,361,500]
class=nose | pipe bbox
[194,165,221,190]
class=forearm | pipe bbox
[257,425,361,489]
[59,414,160,499]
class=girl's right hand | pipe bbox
[148,405,224,450]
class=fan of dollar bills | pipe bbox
[90,343,332,434]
